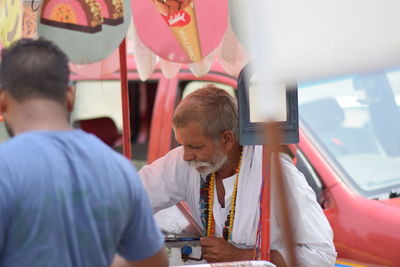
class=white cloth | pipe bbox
[213,174,235,237]
[139,145,337,267]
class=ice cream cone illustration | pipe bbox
[151,0,202,62]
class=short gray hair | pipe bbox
[173,84,238,140]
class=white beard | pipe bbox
[188,149,228,176]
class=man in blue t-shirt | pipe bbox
[0,38,168,267]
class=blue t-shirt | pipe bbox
[0,130,164,267]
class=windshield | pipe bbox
[299,70,400,198]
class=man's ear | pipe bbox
[173,127,183,145]
[0,89,8,115]
[66,85,76,112]
[220,130,235,151]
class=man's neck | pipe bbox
[8,99,72,135]
[215,143,242,180]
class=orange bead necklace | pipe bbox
[206,147,243,240]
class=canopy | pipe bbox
[3,1,400,83]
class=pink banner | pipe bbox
[132,0,228,63]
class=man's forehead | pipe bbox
[176,121,201,133]
[174,122,206,143]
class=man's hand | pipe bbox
[200,237,253,263]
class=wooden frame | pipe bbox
[237,63,299,145]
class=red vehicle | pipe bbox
[69,61,400,266]
[295,72,400,266]
[2,59,399,266]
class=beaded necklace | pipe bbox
[200,147,243,240]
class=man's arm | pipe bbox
[138,147,188,212]
[111,248,168,267]
[200,237,287,266]
[200,237,252,263]
[274,158,337,266]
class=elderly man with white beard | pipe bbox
[138,85,337,267]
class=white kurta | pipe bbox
[213,174,235,237]
[139,145,337,267]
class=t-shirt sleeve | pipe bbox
[117,173,164,261]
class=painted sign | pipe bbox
[38,0,130,64]
[132,0,228,63]
[0,0,23,48]
[150,0,201,62]
[39,0,124,33]
[22,4,38,39]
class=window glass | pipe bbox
[71,80,158,170]
[71,81,123,131]
[299,71,400,197]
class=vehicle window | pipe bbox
[71,80,158,170]
[71,81,123,130]
[299,71,400,198]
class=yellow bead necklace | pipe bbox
[206,147,243,240]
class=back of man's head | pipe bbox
[173,85,238,140]
[0,38,70,104]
